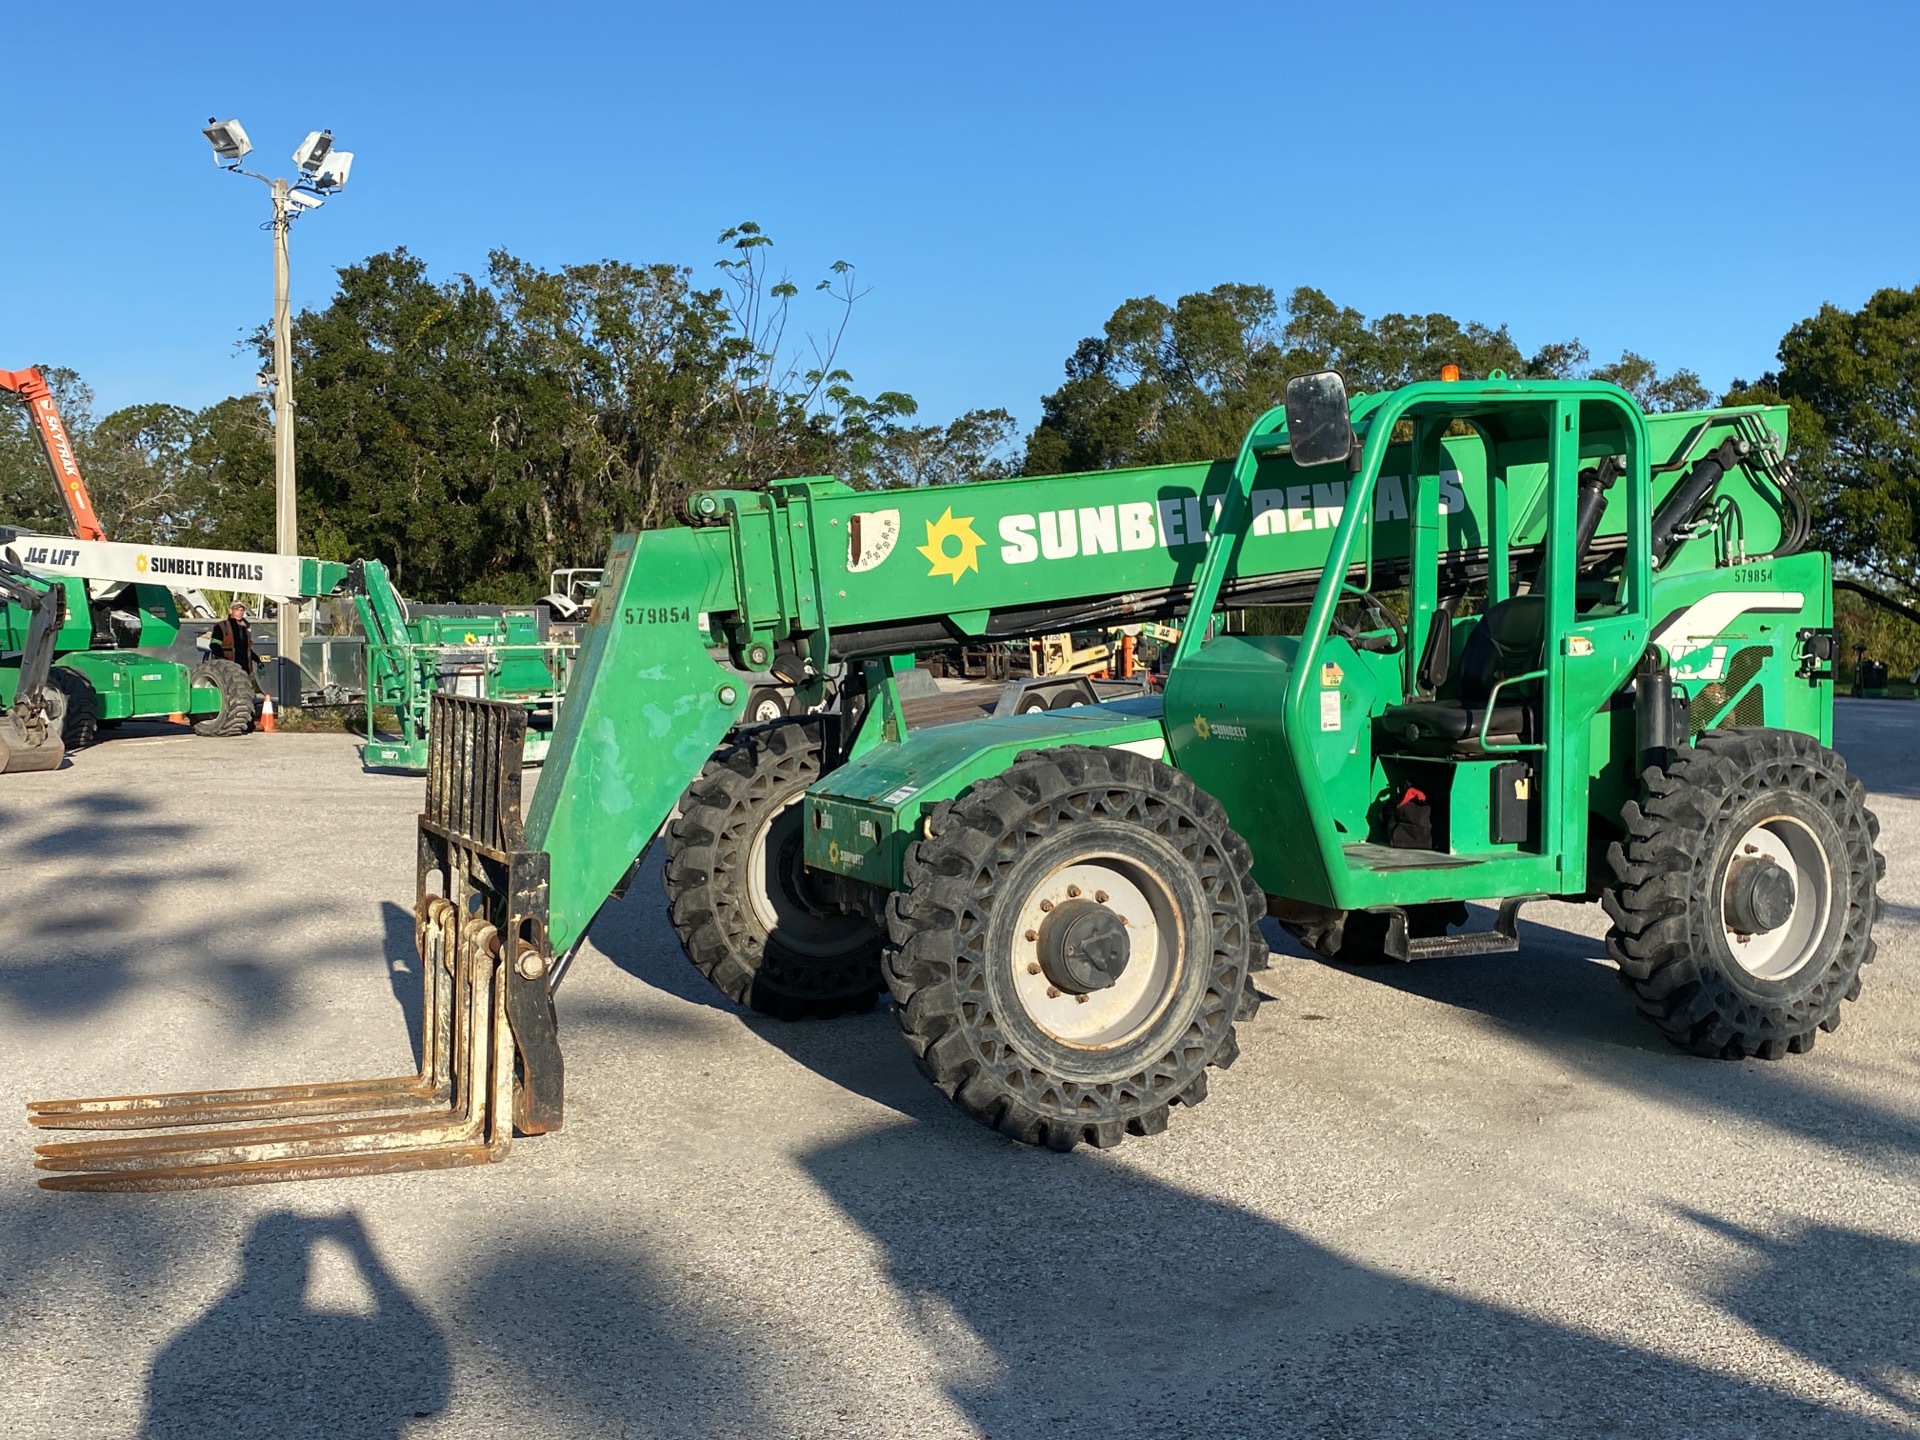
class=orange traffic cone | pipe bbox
[260,695,276,734]
[167,713,185,724]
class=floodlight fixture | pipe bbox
[202,117,252,165]
[201,118,358,674]
[311,150,353,193]
[292,129,333,175]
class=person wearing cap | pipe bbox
[210,602,258,675]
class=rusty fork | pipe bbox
[26,696,565,1193]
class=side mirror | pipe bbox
[1283,370,1354,467]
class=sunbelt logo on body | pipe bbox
[907,471,1471,581]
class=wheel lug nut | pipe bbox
[1046,986,1061,998]
[1075,993,1090,1004]
[1027,961,1041,975]
[1094,890,1108,903]
[1039,899,1053,912]
[1025,929,1038,941]
[1067,885,1082,898]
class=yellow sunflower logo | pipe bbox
[917,508,984,583]
[1193,715,1212,740]
[136,554,149,573]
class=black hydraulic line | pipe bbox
[1573,457,1626,566]
[0,554,66,708]
[823,537,1599,661]
[1651,438,1749,566]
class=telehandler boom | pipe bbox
[30,373,1881,1188]
[1,368,106,543]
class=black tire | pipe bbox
[45,667,99,750]
[884,745,1266,1151]
[664,717,884,1019]
[1602,728,1882,1059]
[1016,693,1049,714]
[190,659,254,737]
[744,687,788,726]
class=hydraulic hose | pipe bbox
[1651,438,1749,566]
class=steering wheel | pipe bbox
[1331,590,1406,655]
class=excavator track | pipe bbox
[25,696,559,1191]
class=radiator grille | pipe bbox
[1688,646,1770,732]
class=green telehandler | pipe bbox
[29,373,1883,1188]
[347,559,574,772]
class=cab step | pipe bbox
[1405,896,1531,959]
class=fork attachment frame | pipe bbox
[25,695,561,1191]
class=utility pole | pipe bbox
[201,118,354,704]
[269,177,298,675]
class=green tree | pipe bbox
[1727,286,1920,593]
[1026,284,1713,474]
[1,368,219,543]
[286,247,529,598]
[837,403,1019,489]
[274,225,1004,600]
[0,365,82,534]
[1024,285,1291,475]
[177,395,276,552]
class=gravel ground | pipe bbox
[2,706,1917,1439]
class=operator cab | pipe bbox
[1165,369,1655,917]
[1350,381,1649,869]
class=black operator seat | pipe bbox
[1377,596,1545,750]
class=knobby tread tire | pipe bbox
[190,659,254,738]
[664,717,883,1019]
[884,745,1267,1152]
[46,667,99,750]
[1602,727,1883,1060]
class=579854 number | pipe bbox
[623,605,692,625]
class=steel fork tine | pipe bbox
[35,922,512,1189]
[27,699,546,1195]
[27,901,456,1131]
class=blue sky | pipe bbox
[4,1,1916,440]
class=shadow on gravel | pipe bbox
[380,901,423,1066]
[588,860,754,1017]
[1682,1209,1920,1426]
[801,1110,1914,1439]
[139,1210,448,1440]
[0,786,405,1032]
[1312,908,1920,1169]
[452,1238,786,1439]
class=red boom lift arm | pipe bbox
[0,367,106,542]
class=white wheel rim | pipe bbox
[751,699,783,723]
[745,802,868,957]
[1008,856,1182,1047]
[1720,815,1831,981]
